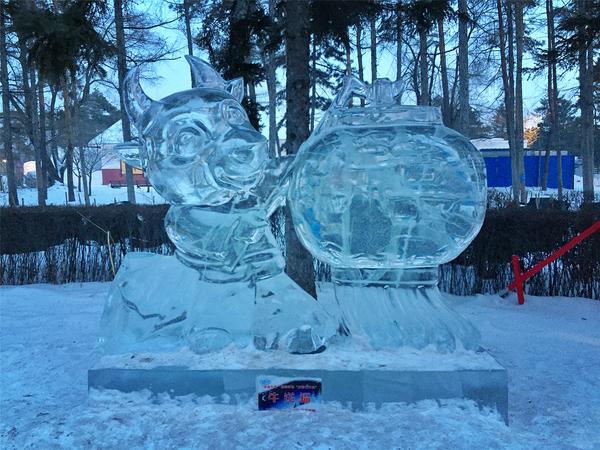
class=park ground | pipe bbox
[1,283,599,449]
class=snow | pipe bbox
[95,339,500,372]
[0,183,166,207]
[471,137,528,150]
[1,283,599,448]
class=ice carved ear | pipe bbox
[333,76,369,107]
[185,55,226,89]
[226,78,244,102]
[123,67,156,131]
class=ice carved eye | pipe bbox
[169,127,205,164]
[222,99,248,127]
[163,118,209,165]
[230,147,254,164]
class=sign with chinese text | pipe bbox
[256,375,321,411]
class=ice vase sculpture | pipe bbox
[99,57,335,355]
[288,77,487,352]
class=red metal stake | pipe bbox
[502,220,600,303]
[511,255,525,305]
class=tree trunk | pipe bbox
[310,37,318,130]
[437,16,450,127]
[78,146,90,205]
[61,77,75,202]
[48,86,64,181]
[577,0,595,202]
[248,80,257,113]
[37,76,49,202]
[428,44,438,106]
[114,0,136,204]
[580,44,595,202]
[0,1,18,205]
[266,0,278,157]
[356,22,365,107]
[458,0,469,134]
[284,0,315,298]
[343,33,353,107]
[183,0,195,86]
[395,3,402,99]
[418,25,429,105]
[28,67,47,206]
[544,0,562,197]
[17,35,45,202]
[344,35,352,76]
[514,0,526,203]
[497,0,519,202]
[356,23,364,81]
[370,18,377,81]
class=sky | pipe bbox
[84,1,579,141]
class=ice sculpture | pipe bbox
[288,76,487,352]
[100,56,335,354]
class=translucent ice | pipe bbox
[289,79,487,269]
[288,77,487,351]
[100,57,336,354]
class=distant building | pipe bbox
[471,138,574,189]
[87,120,148,187]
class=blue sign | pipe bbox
[257,375,322,411]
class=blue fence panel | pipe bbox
[483,155,574,189]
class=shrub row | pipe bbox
[1,204,599,299]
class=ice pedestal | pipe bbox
[88,345,508,424]
[99,252,337,354]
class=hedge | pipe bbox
[1,204,599,299]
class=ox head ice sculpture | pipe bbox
[120,56,268,206]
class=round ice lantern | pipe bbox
[289,77,487,287]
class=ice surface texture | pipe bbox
[100,253,335,354]
[289,76,487,351]
[100,57,336,354]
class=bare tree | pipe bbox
[497,0,524,202]
[356,22,365,81]
[514,0,526,203]
[577,0,595,202]
[542,0,561,196]
[265,0,279,157]
[370,17,377,80]
[395,3,402,89]
[0,1,18,206]
[437,15,450,126]
[457,0,469,134]
[114,0,136,204]
[417,25,429,105]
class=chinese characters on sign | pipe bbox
[256,375,322,411]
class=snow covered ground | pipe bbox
[0,183,166,207]
[1,283,599,449]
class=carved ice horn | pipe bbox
[332,76,369,107]
[123,67,155,130]
[185,55,226,89]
